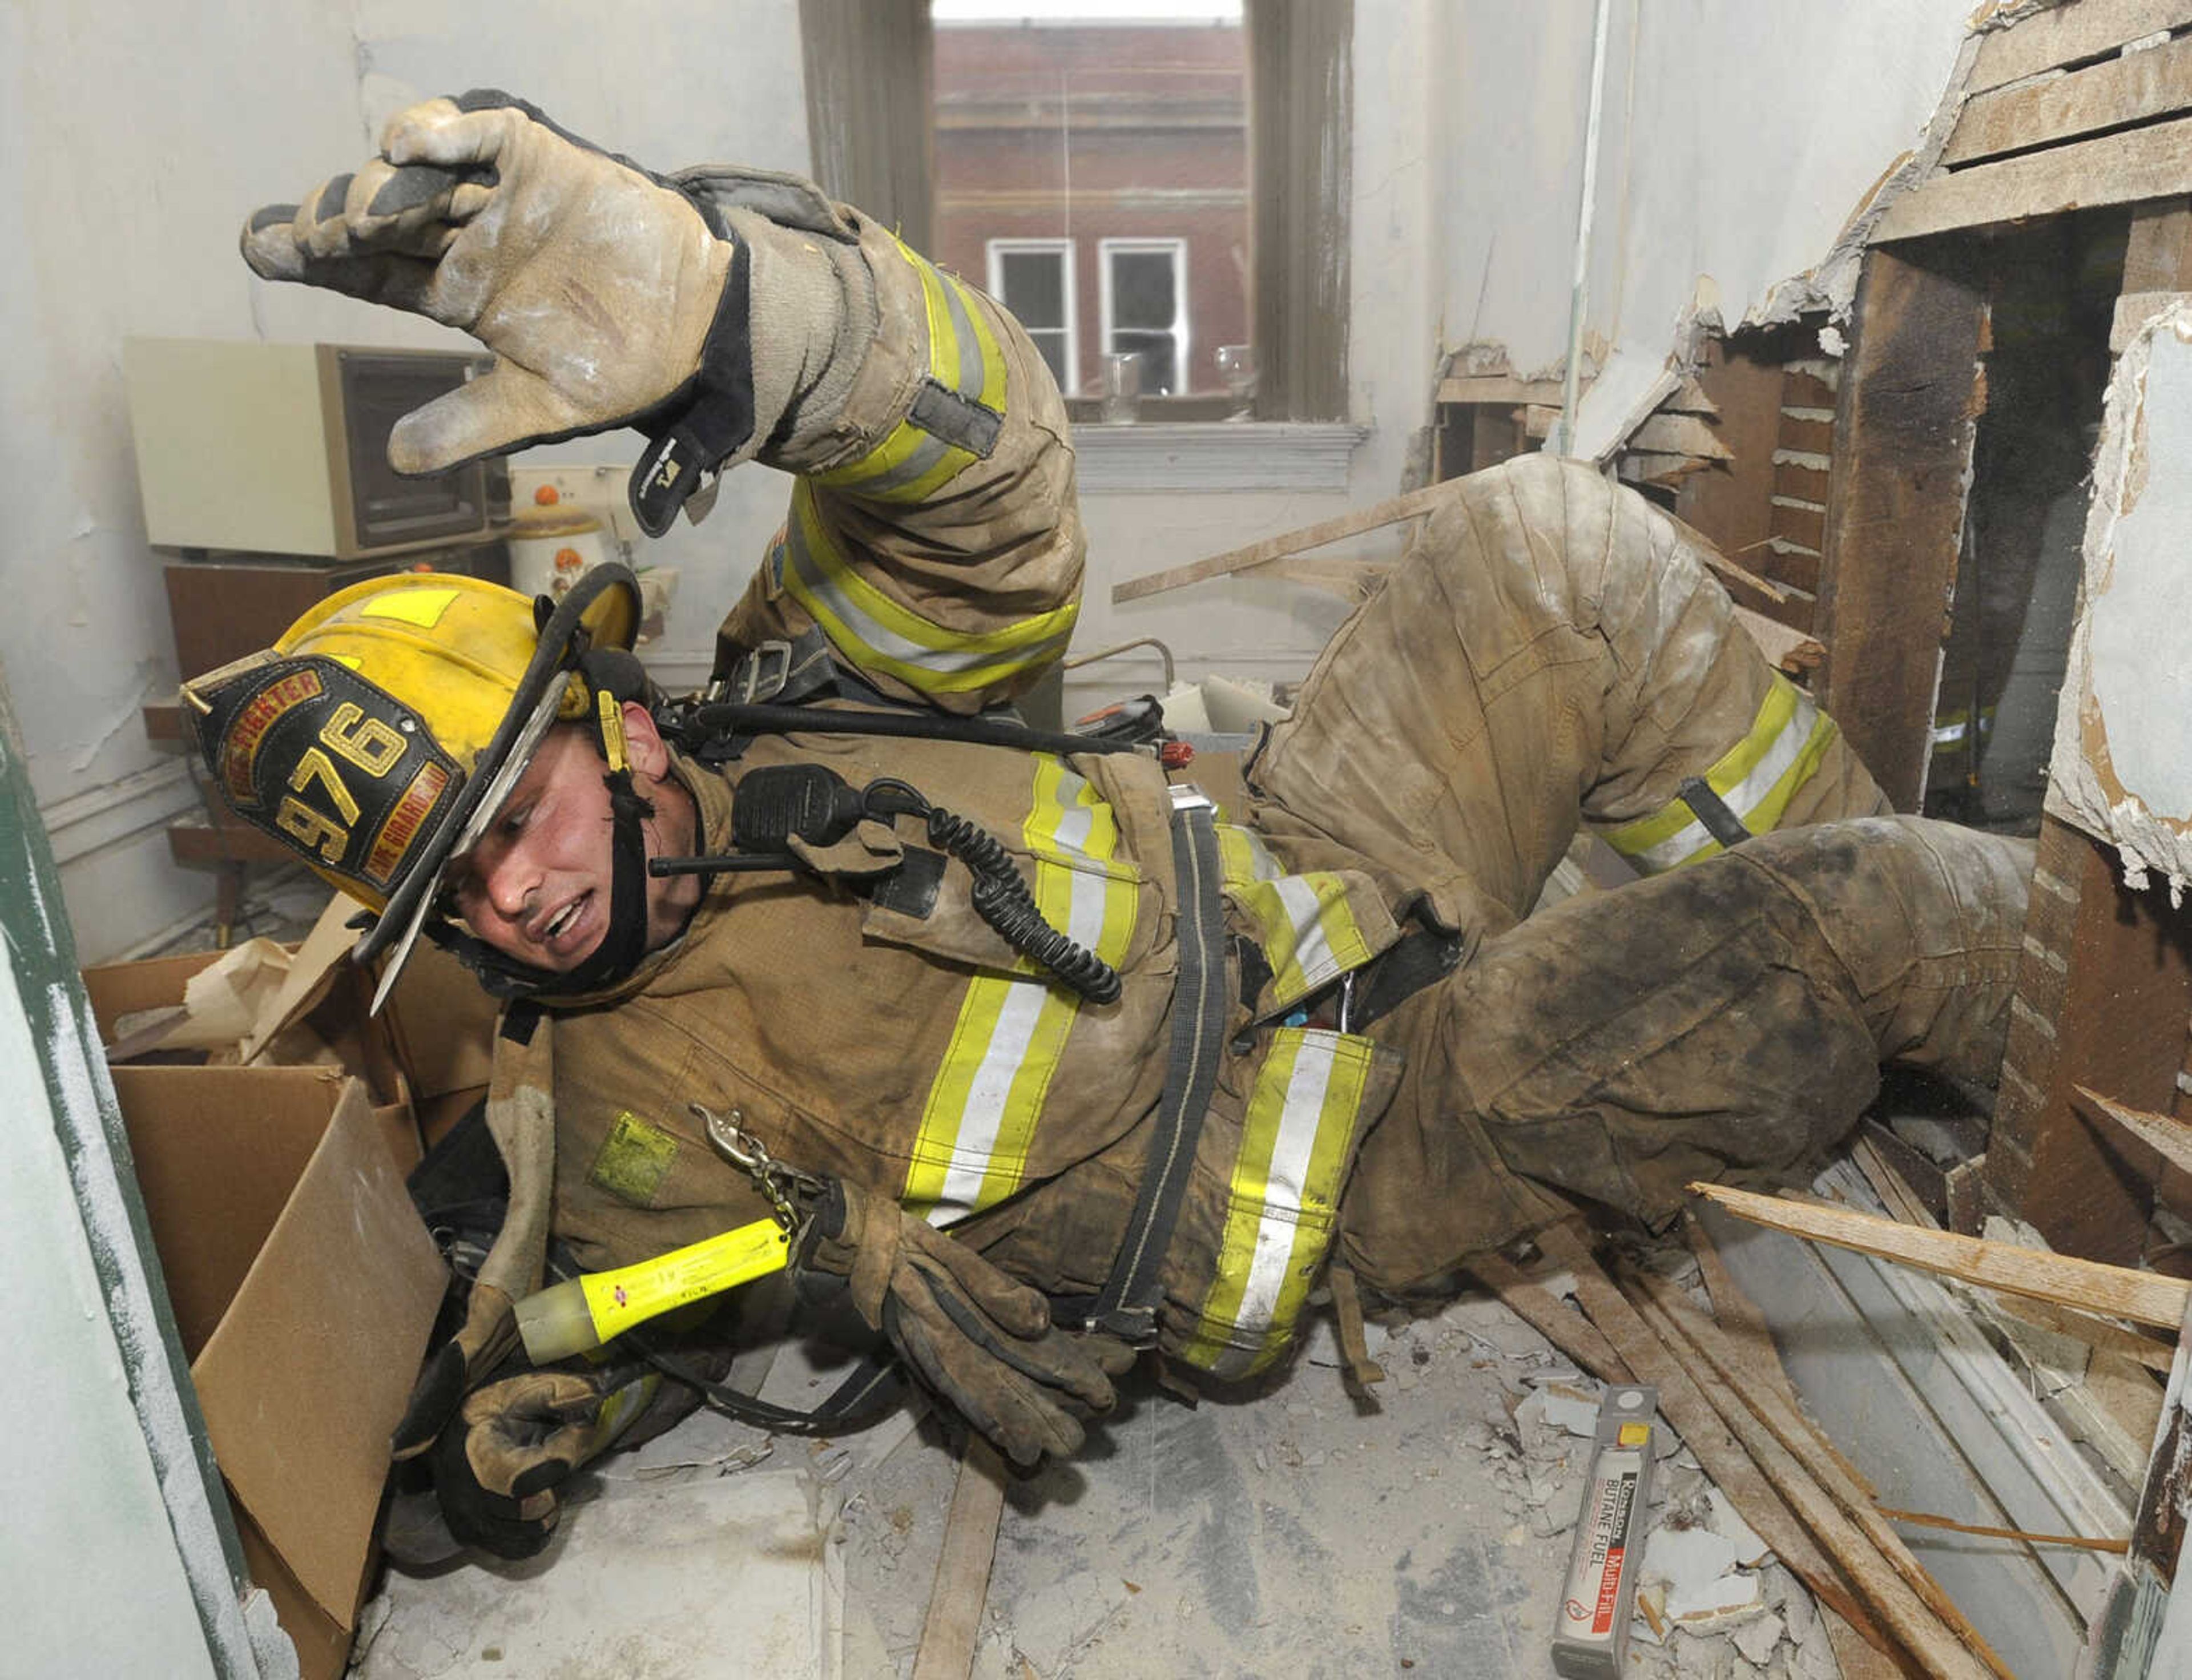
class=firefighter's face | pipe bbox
[448,705,698,971]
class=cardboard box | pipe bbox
[379,938,499,1148]
[85,958,448,1680]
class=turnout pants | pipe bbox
[1248,455,2031,1287]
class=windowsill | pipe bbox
[1069,421,1370,494]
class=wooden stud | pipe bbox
[2121,199,2192,292]
[1433,375,1568,407]
[2113,290,2191,352]
[1875,1506,2129,1555]
[2074,1085,2192,1179]
[1813,241,1988,812]
[1630,412,1734,461]
[1729,605,1824,676]
[1992,1293,2177,1374]
[1110,481,1454,603]
[1683,1214,1880,1501]
[1465,1246,1632,1383]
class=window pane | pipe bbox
[933,3,1247,398]
[1111,329,1176,398]
[1110,250,1176,331]
[1029,329,1070,389]
[999,251,1065,329]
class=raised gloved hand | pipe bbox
[240,91,744,528]
[429,1364,662,1559]
[803,1181,1133,1467]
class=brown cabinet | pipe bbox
[165,538,510,683]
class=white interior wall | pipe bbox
[0,939,221,1678]
[1435,0,1973,456]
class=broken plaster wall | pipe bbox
[1433,0,1975,460]
[2048,304,2192,901]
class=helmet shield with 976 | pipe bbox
[182,566,641,986]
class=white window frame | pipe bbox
[985,237,1079,396]
[1098,237,1190,397]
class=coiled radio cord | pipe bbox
[864,779,1121,1005]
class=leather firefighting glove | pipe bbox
[428,1364,662,1560]
[802,1180,1135,1467]
[388,1280,521,1464]
[240,92,852,534]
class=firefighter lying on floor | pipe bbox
[186,92,2032,1558]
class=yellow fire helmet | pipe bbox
[182,565,640,1004]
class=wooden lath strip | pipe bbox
[2072,1083,2192,1178]
[1875,111,2192,241]
[1877,1505,2131,1555]
[1947,29,2192,164]
[1968,0,2192,96]
[1691,1181,2192,1330]
[1434,374,1568,407]
[1110,481,1453,603]
[1113,470,1794,606]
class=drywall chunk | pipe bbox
[1643,1524,1742,1598]
[1732,1610,1785,1666]
[1537,1381,1606,1439]
[1704,1488,1771,1569]
[1667,1569,1766,1628]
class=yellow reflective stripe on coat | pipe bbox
[1216,821,1280,886]
[1178,1028,1374,1380]
[1215,821,1371,1011]
[905,759,1137,1224]
[1228,875,1373,1013]
[809,241,1008,505]
[1600,676,1840,874]
[774,480,1079,697]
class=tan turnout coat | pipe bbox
[469,173,2030,1380]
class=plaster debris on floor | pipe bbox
[351,1258,1838,1680]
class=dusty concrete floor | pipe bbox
[351,1280,1839,1680]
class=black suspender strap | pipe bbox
[1085,787,1230,1344]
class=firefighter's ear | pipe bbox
[621,701,670,780]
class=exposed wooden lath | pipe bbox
[1876,1,2192,241]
